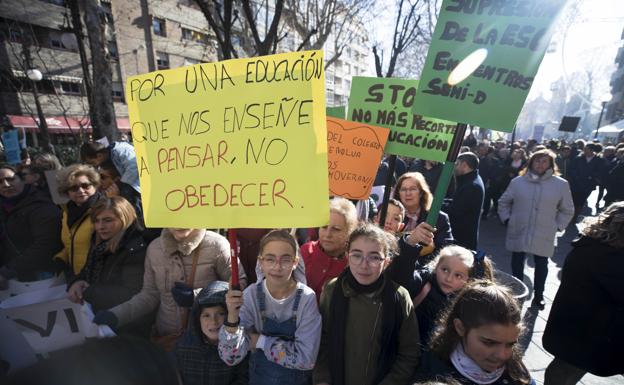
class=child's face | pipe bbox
[381,204,404,233]
[259,240,298,284]
[347,236,388,285]
[435,256,470,294]
[454,320,520,373]
[200,305,226,343]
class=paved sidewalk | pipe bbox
[478,190,623,385]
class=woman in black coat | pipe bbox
[543,201,624,384]
[67,196,148,334]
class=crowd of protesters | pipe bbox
[1,134,623,385]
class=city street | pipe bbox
[479,190,623,385]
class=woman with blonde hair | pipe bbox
[543,201,624,384]
[498,149,574,310]
[55,164,104,275]
[67,197,148,333]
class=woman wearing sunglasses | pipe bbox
[55,164,104,276]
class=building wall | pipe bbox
[1,0,370,126]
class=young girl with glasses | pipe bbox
[314,223,420,385]
[219,229,321,385]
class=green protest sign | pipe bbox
[348,76,456,162]
[326,106,346,119]
[415,0,567,132]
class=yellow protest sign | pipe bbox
[127,51,329,228]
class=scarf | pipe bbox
[328,268,403,385]
[85,240,111,284]
[450,342,505,384]
[66,191,103,228]
[0,184,31,214]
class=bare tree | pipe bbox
[84,0,119,142]
[240,0,286,56]
[283,0,374,68]
[193,0,239,60]
[372,0,423,78]
[394,0,440,78]
[65,0,97,136]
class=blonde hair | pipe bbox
[91,197,138,252]
[392,172,433,211]
[57,163,101,194]
[581,201,624,248]
[428,245,494,281]
[329,197,358,234]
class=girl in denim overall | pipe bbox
[218,229,322,385]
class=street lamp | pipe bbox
[21,43,53,153]
[594,94,612,140]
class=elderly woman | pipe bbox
[55,164,104,275]
[301,197,358,300]
[543,202,624,384]
[0,165,62,283]
[67,196,147,329]
[92,226,246,351]
[498,149,574,310]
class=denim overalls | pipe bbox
[249,283,312,385]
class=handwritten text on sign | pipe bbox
[127,51,329,228]
[349,77,456,162]
[415,0,567,132]
[327,118,389,199]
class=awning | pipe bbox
[7,115,130,134]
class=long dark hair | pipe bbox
[429,281,530,384]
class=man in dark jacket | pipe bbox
[604,148,624,206]
[568,143,605,217]
[448,152,484,250]
[0,165,62,282]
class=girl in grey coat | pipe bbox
[498,149,574,310]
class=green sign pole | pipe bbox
[426,123,467,227]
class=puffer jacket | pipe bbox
[110,229,246,336]
[498,171,574,258]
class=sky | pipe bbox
[530,0,624,111]
[370,0,624,113]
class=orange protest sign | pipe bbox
[327,117,389,200]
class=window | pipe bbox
[156,51,169,69]
[111,82,124,101]
[108,41,118,60]
[184,57,200,66]
[49,30,67,49]
[8,28,22,43]
[153,17,166,37]
[41,0,66,5]
[57,81,81,95]
[181,28,210,45]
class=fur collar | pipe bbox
[161,228,206,256]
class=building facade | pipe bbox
[1,0,370,144]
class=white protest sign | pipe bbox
[0,276,65,303]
